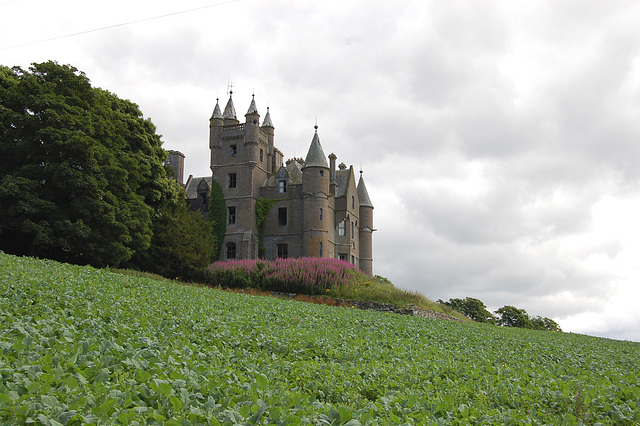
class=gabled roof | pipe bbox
[303,129,328,169]
[262,107,274,128]
[211,99,222,119]
[223,94,237,120]
[335,167,355,198]
[287,160,303,184]
[264,161,303,187]
[357,173,374,208]
[184,176,212,199]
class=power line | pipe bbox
[1,0,239,51]
[0,0,22,7]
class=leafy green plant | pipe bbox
[1,252,639,424]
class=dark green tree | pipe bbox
[531,316,562,332]
[439,297,496,323]
[129,181,215,278]
[495,305,533,328]
[0,61,167,267]
[207,179,226,261]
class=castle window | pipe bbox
[338,254,347,262]
[260,148,264,162]
[278,179,287,193]
[338,220,346,236]
[319,242,323,257]
[320,170,324,177]
[319,208,323,221]
[230,145,237,157]
[351,255,355,265]
[228,173,237,189]
[226,242,237,259]
[277,243,288,258]
[351,221,355,238]
[278,207,287,226]
[227,206,236,225]
[352,195,355,209]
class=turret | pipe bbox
[261,107,275,175]
[302,126,331,258]
[222,91,238,125]
[209,98,224,170]
[244,95,261,164]
[357,171,374,276]
[302,126,330,194]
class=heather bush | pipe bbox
[206,257,358,294]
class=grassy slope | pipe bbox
[1,253,639,425]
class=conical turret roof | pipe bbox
[357,172,374,208]
[245,95,258,115]
[262,107,274,128]
[223,93,237,120]
[303,127,328,168]
[211,98,223,119]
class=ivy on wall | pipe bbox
[255,198,276,258]
[208,179,227,261]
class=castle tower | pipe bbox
[302,126,333,258]
[165,150,185,186]
[210,92,272,260]
[357,171,374,276]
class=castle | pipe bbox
[174,91,375,276]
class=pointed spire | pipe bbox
[303,124,328,168]
[246,93,259,116]
[223,91,237,120]
[262,106,274,128]
[357,171,374,208]
[211,98,223,119]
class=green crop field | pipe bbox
[1,253,638,425]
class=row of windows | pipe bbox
[229,145,264,162]
[228,206,354,237]
[226,241,355,264]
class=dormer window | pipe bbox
[278,179,287,193]
[230,144,237,157]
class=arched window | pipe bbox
[226,242,237,259]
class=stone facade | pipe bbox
[202,92,375,275]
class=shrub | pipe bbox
[205,257,358,294]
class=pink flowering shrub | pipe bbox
[206,257,359,294]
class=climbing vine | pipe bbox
[208,179,227,261]
[255,197,276,258]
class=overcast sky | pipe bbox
[2,0,640,341]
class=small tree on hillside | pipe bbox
[531,316,562,332]
[495,305,533,328]
[439,297,496,324]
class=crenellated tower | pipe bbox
[210,92,274,260]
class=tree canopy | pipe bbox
[439,297,562,332]
[0,61,212,271]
